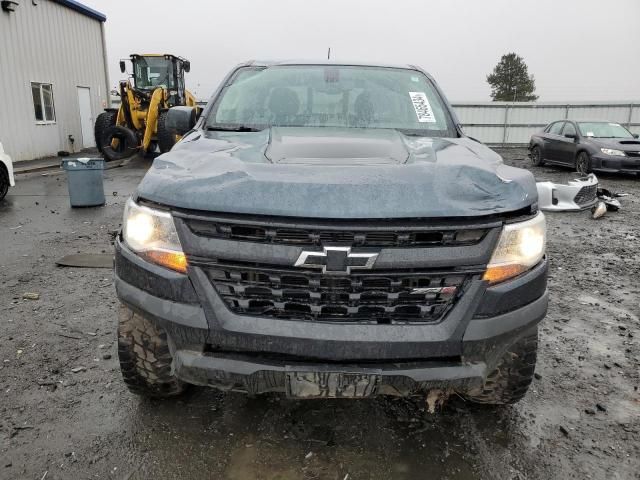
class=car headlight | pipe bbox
[483,212,546,284]
[122,198,188,273]
[601,148,625,157]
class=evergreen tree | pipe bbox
[487,53,538,101]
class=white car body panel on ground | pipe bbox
[536,174,599,211]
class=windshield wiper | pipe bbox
[206,125,263,132]
[396,128,444,138]
[401,131,431,137]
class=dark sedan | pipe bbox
[529,120,640,175]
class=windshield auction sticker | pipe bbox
[409,92,436,123]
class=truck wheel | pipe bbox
[94,111,117,153]
[464,329,538,405]
[157,111,178,153]
[530,146,544,166]
[0,165,9,201]
[117,304,186,398]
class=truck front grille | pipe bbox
[186,220,487,248]
[199,261,476,324]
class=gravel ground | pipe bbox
[0,149,638,480]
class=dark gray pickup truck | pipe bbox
[114,61,548,406]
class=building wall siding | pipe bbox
[0,0,108,161]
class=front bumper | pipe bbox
[536,174,598,211]
[171,291,546,396]
[591,154,640,174]
[115,238,548,396]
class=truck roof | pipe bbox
[242,59,423,71]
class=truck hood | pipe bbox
[136,127,537,219]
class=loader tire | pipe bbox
[464,328,538,405]
[157,111,178,153]
[94,111,117,153]
[100,125,138,161]
[117,304,186,398]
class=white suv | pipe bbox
[0,142,15,201]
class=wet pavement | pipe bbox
[0,151,638,480]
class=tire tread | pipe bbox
[157,111,177,153]
[465,329,538,405]
[117,304,185,398]
[94,111,117,153]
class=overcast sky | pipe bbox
[83,0,640,102]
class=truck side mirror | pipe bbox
[166,106,197,135]
[119,60,126,73]
[564,133,577,140]
[633,133,639,139]
[183,61,191,73]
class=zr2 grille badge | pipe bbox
[409,286,458,296]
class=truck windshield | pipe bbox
[206,65,456,136]
[133,57,176,90]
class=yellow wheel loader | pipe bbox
[94,54,197,161]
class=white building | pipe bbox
[0,0,109,162]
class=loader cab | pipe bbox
[125,54,191,107]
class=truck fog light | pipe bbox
[122,198,188,273]
[483,212,546,285]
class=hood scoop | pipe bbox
[618,140,640,145]
[265,127,410,165]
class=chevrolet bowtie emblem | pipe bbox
[294,246,379,275]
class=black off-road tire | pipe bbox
[94,111,117,153]
[100,125,138,161]
[465,329,538,405]
[117,304,186,398]
[0,166,9,201]
[576,151,591,176]
[157,111,178,153]
[530,145,545,166]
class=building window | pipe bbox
[31,82,56,123]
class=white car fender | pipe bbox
[0,142,16,187]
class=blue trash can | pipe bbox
[61,158,105,207]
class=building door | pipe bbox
[77,87,94,148]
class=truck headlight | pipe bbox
[483,212,546,284]
[601,148,625,157]
[122,198,188,273]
